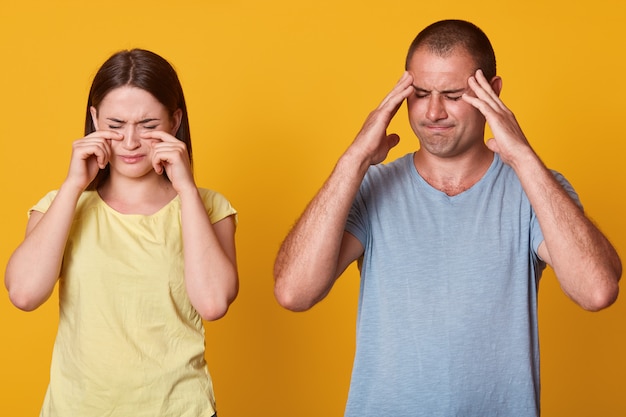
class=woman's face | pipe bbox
[90,86,181,180]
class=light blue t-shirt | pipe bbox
[344,152,579,417]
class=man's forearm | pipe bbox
[514,150,621,310]
[273,151,369,311]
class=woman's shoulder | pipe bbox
[30,190,101,215]
[196,187,237,224]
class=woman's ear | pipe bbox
[490,76,503,96]
[89,106,99,130]
[171,109,183,135]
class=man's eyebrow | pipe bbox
[411,85,466,95]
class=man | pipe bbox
[273,19,621,416]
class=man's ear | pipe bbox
[490,76,503,96]
[171,109,183,135]
[89,106,99,130]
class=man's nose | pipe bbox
[426,95,447,121]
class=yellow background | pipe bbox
[1,1,624,416]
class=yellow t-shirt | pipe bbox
[32,189,236,417]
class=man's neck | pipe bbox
[413,147,494,196]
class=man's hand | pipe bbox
[462,69,532,167]
[347,71,415,166]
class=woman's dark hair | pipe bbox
[405,19,496,81]
[84,49,192,190]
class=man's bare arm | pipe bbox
[464,70,621,311]
[274,72,415,311]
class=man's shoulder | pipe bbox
[367,153,414,177]
[357,153,416,200]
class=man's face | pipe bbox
[406,47,489,159]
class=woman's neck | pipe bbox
[97,174,178,215]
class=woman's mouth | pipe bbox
[119,154,145,164]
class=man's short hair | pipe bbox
[405,19,497,80]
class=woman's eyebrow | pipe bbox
[138,118,160,124]
[105,117,161,124]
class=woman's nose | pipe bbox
[121,127,141,149]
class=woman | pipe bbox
[5,49,238,416]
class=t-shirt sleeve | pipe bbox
[530,170,582,255]
[29,190,59,217]
[198,188,238,225]
[345,181,369,248]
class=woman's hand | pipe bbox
[65,130,122,191]
[142,131,196,194]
